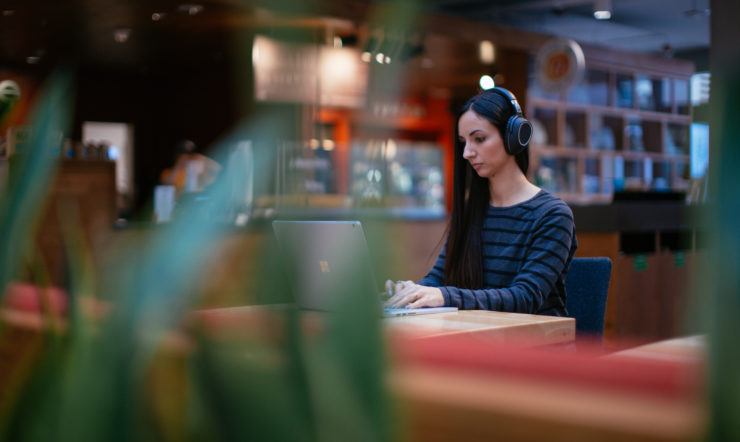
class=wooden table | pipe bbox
[190,305,575,346]
[385,310,575,345]
[6,300,704,442]
[608,335,706,363]
[0,301,574,349]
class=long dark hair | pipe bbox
[443,89,530,288]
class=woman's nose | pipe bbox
[462,144,474,159]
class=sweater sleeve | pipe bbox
[433,205,575,313]
[417,246,446,287]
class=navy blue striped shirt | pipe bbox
[418,190,577,316]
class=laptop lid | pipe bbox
[272,220,458,317]
[272,220,381,312]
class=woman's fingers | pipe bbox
[386,292,412,308]
[406,291,430,309]
[407,296,431,309]
[386,284,418,308]
[385,281,438,309]
[383,280,394,298]
[393,280,410,295]
[406,287,445,309]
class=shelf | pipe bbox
[527,61,694,203]
[529,99,692,123]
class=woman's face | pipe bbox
[458,109,509,178]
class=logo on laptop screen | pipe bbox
[319,260,330,273]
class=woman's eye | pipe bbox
[475,137,485,143]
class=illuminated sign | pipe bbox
[253,35,368,108]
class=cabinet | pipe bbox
[33,160,117,286]
[527,60,693,204]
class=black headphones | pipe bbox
[489,87,533,156]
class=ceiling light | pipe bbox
[113,27,131,43]
[151,12,166,21]
[177,4,204,16]
[479,40,495,65]
[684,0,711,17]
[593,0,612,20]
[25,49,44,65]
[479,75,495,90]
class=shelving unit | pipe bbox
[526,56,694,205]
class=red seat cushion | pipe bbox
[2,282,68,315]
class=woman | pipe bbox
[385,87,577,316]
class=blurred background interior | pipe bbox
[1,1,736,441]
[0,0,714,336]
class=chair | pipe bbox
[565,257,612,338]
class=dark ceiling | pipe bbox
[428,0,710,56]
[0,0,258,69]
[0,0,711,71]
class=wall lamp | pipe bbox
[593,0,612,20]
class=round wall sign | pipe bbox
[534,38,585,93]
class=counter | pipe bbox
[571,197,708,345]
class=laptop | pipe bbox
[271,220,458,317]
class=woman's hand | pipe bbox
[384,280,444,309]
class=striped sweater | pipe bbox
[418,190,577,316]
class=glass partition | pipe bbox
[250,139,446,216]
[350,140,444,210]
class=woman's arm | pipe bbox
[417,246,446,287]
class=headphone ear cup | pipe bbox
[505,115,532,156]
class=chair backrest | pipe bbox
[565,257,612,337]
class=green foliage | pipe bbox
[0,77,394,442]
[0,68,74,292]
[705,59,740,442]
[0,0,440,436]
